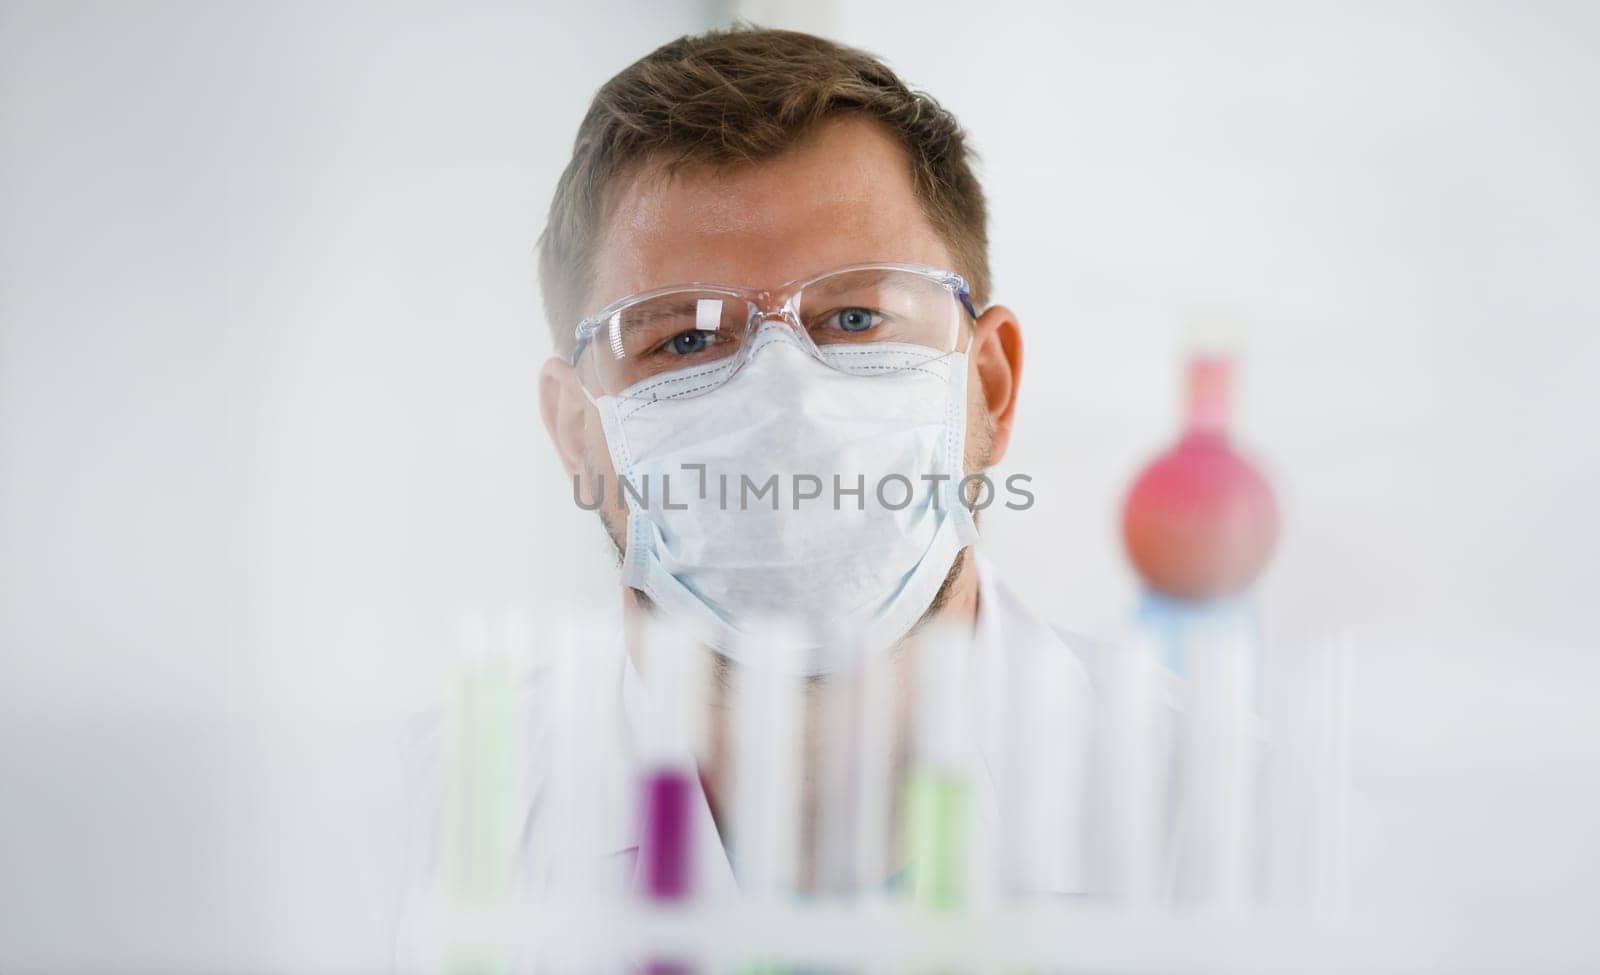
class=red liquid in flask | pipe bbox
[1122,355,1278,601]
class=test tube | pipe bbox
[441,608,520,975]
[730,620,804,900]
[1099,627,1166,905]
[637,618,704,898]
[540,613,617,971]
[1001,633,1089,901]
[803,630,904,901]
[1308,631,1351,921]
[1174,621,1257,908]
[636,616,707,975]
[806,632,865,896]
[723,621,806,974]
[902,624,973,911]
[853,635,898,900]
[445,611,512,903]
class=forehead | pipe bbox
[589,116,954,309]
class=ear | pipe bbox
[539,356,590,478]
[971,304,1023,465]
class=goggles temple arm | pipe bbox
[570,317,600,367]
[957,289,979,321]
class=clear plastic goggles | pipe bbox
[569,262,978,399]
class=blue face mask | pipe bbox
[595,324,978,668]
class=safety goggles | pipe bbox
[569,262,979,399]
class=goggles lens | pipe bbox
[575,266,969,398]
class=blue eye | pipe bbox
[668,331,710,355]
[836,307,878,333]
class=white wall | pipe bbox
[0,2,707,968]
[2,1,1597,969]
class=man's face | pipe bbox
[547,116,1012,553]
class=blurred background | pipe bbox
[2,0,1596,969]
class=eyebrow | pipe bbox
[616,297,714,337]
[801,267,915,297]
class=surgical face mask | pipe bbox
[594,323,978,666]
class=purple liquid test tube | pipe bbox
[637,617,703,975]
[641,767,694,899]
[641,768,695,975]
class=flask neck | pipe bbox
[1184,354,1233,437]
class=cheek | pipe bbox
[581,409,618,480]
[963,357,992,467]
[580,409,629,552]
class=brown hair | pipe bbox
[536,26,990,357]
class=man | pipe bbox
[402,28,1094,930]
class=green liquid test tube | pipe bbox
[903,765,971,911]
[444,643,516,975]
